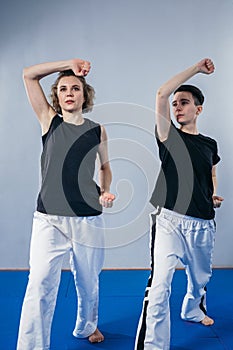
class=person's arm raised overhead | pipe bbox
[23,58,91,134]
[156,58,215,142]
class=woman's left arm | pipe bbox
[98,126,115,208]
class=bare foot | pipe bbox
[88,328,104,343]
[201,315,214,326]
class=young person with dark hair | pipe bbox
[135,58,223,350]
[17,58,115,350]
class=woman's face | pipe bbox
[57,75,85,114]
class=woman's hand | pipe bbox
[70,58,91,76]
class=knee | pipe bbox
[27,265,60,296]
[147,283,171,319]
[188,283,207,298]
[149,281,171,305]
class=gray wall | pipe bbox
[0,0,232,268]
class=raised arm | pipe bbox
[98,126,115,208]
[156,58,215,141]
[23,58,91,134]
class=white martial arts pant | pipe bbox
[135,208,216,350]
[17,211,105,350]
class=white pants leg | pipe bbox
[17,212,71,350]
[144,211,181,350]
[135,208,216,350]
[135,209,179,350]
[71,215,105,338]
[17,212,105,350]
[181,219,215,322]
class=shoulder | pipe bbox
[198,133,218,146]
[83,117,102,141]
[197,133,220,163]
[42,114,62,144]
[155,121,177,143]
[46,114,63,130]
[84,117,100,128]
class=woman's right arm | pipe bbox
[23,58,91,134]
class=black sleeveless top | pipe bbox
[37,115,102,216]
[150,123,220,220]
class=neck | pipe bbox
[179,123,198,135]
[62,111,84,125]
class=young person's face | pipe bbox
[57,76,85,114]
[172,91,202,126]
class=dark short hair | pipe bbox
[50,70,95,115]
[174,84,204,106]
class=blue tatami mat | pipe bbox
[0,269,233,350]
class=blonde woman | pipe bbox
[17,58,115,349]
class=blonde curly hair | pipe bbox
[50,70,95,114]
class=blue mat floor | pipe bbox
[0,269,233,350]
